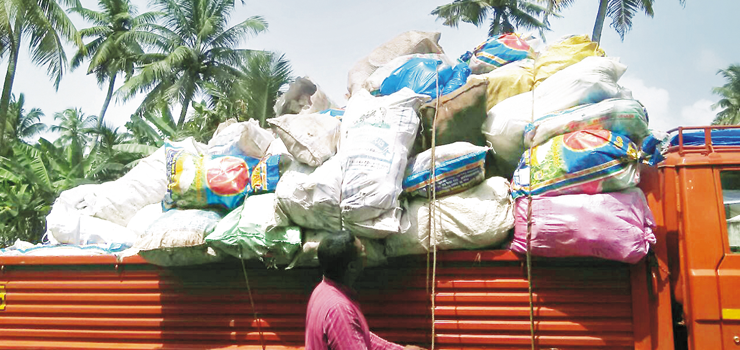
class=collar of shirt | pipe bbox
[322,276,358,301]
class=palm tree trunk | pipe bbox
[91,73,117,150]
[592,0,609,44]
[490,11,503,37]
[0,20,22,155]
[178,95,192,127]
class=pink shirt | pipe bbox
[305,277,404,350]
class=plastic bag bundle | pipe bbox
[511,130,640,199]
[347,31,444,96]
[415,76,489,154]
[386,177,514,257]
[511,188,656,263]
[404,142,488,198]
[379,58,470,98]
[206,193,301,267]
[465,33,534,74]
[524,98,649,148]
[135,209,224,266]
[483,56,629,170]
[208,119,274,159]
[267,113,341,167]
[339,89,427,223]
[163,142,255,210]
[534,34,605,87]
[364,54,456,95]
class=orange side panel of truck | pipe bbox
[0,250,665,350]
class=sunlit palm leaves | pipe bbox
[712,65,740,125]
[0,0,80,152]
[117,0,268,127]
[431,0,547,37]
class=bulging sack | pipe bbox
[339,89,427,223]
[404,142,488,198]
[208,119,274,159]
[524,98,650,148]
[206,193,300,267]
[511,130,640,199]
[481,58,534,111]
[274,77,337,116]
[483,56,629,170]
[379,58,470,98]
[364,54,456,95]
[276,159,338,231]
[267,113,341,167]
[387,177,514,257]
[465,33,534,74]
[533,34,605,87]
[511,188,656,264]
[163,141,254,210]
[135,209,224,266]
[415,76,489,154]
[347,31,444,96]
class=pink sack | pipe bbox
[511,188,656,263]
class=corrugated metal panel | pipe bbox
[0,252,639,349]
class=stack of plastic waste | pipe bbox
[20,30,665,267]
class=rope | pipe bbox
[426,61,442,350]
[526,41,539,350]
[239,248,266,350]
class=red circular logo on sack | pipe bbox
[562,129,611,152]
[498,34,530,51]
[206,156,250,196]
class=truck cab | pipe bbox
[0,125,738,350]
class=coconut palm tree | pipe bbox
[712,64,740,125]
[6,93,46,144]
[0,0,80,153]
[49,108,96,178]
[431,0,547,37]
[69,0,160,143]
[239,52,292,127]
[117,0,268,127]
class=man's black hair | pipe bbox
[317,230,358,282]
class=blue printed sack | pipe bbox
[511,130,640,199]
[404,142,488,198]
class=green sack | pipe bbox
[206,193,301,267]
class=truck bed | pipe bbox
[0,250,651,350]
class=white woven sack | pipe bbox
[386,177,514,257]
[339,89,427,223]
[268,113,341,167]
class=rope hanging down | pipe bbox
[239,248,266,350]
[424,62,442,350]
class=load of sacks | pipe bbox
[37,30,657,266]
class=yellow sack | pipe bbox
[533,35,605,87]
[481,59,534,111]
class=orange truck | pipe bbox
[0,125,738,350]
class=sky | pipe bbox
[5,0,740,138]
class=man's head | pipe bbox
[317,231,365,286]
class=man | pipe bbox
[305,231,425,350]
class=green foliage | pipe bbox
[5,93,46,144]
[712,64,740,125]
[116,0,269,127]
[431,0,547,37]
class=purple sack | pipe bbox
[511,188,656,263]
